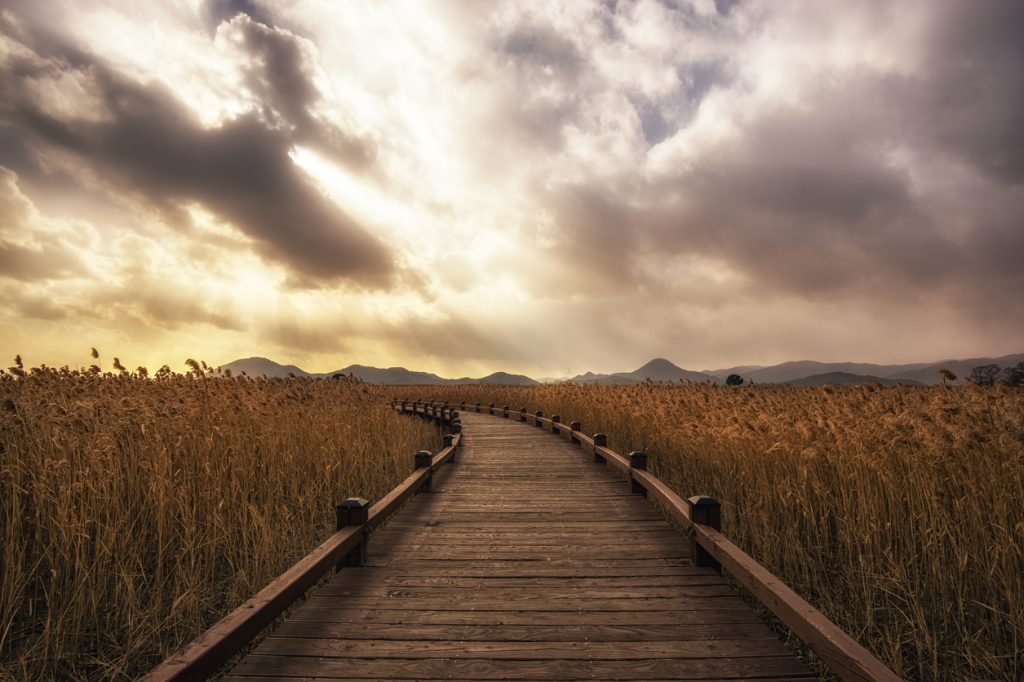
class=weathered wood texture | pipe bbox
[226,412,815,681]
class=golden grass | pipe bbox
[403,382,1024,681]
[0,362,439,681]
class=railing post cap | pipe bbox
[443,433,454,443]
[535,410,543,416]
[551,414,560,421]
[416,450,433,457]
[687,495,720,508]
[339,497,370,508]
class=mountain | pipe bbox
[325,364,452,384]
[706,364,766,379]
[738,360,931,384]
[786,372,923,387]
[571,358,719,384]
[218,357,311,378]
[220,352,1024,386]
[218,358,541,384]
[885,353,1024,385]
[477,371,538,385]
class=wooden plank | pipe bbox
[226,677,816,682]
[310,573,724,588]
[300,594,744,612]
[285,607,764,626]
[251,637,796,659]
[229,654,815,680]
[270,621,773,641]
[312,585,737,599]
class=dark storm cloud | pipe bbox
[234,17,377,170]
[526,0,1023,319]
[201,0,275,35]
[913,0,1024,183]
[0,23,396,288]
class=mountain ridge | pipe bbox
[219,353,1024,386]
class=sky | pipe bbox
[1,0,1022,378]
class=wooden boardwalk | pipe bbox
[223,411,814,681]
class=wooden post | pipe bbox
[503,404,510,418]
[570,421,581,444]
[520,407,527,422]
[534,410,544,427]
[451,418,461,433]
[551,414,560,424]
[488,402,495,415]
[460,401,465,410]
[475,402,480,412]
[450,410,459,421]
[335,497,370,569]
[686,496,722,573]
[593,433,606,462]
[629,451,647,496]
[443,434,456,463]
[416,450,433,491]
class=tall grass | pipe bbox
[0,362,439,680]
[405,382,1024,681]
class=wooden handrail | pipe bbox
[144,406,461,682]
[431,401,900,682]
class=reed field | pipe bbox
[402,382,1024,681]
[0,359,440,681]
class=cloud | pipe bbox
[201,0,275,35]
[913,0,1024,183]
[0,167,88,282]
[0,14,396,288]
[1,0,1022,375]
[226,15,378,170]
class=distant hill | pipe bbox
[219,353,1023,386]
[737,361,930,384]
[218,357,311,378]
[218,358,540,384]
[478,372,538,385]
[571,358,718,384]
[706,364,766,379]
[326,364,452,384]
[885,353,1024,385]
[726,354,1024,385]
[786,372,923,387]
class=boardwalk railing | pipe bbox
[397,399,900,682]
[143,408,462,682]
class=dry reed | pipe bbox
[405,382,1024,681]
[1,360,439,680]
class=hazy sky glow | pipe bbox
[1,0,1022,376]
